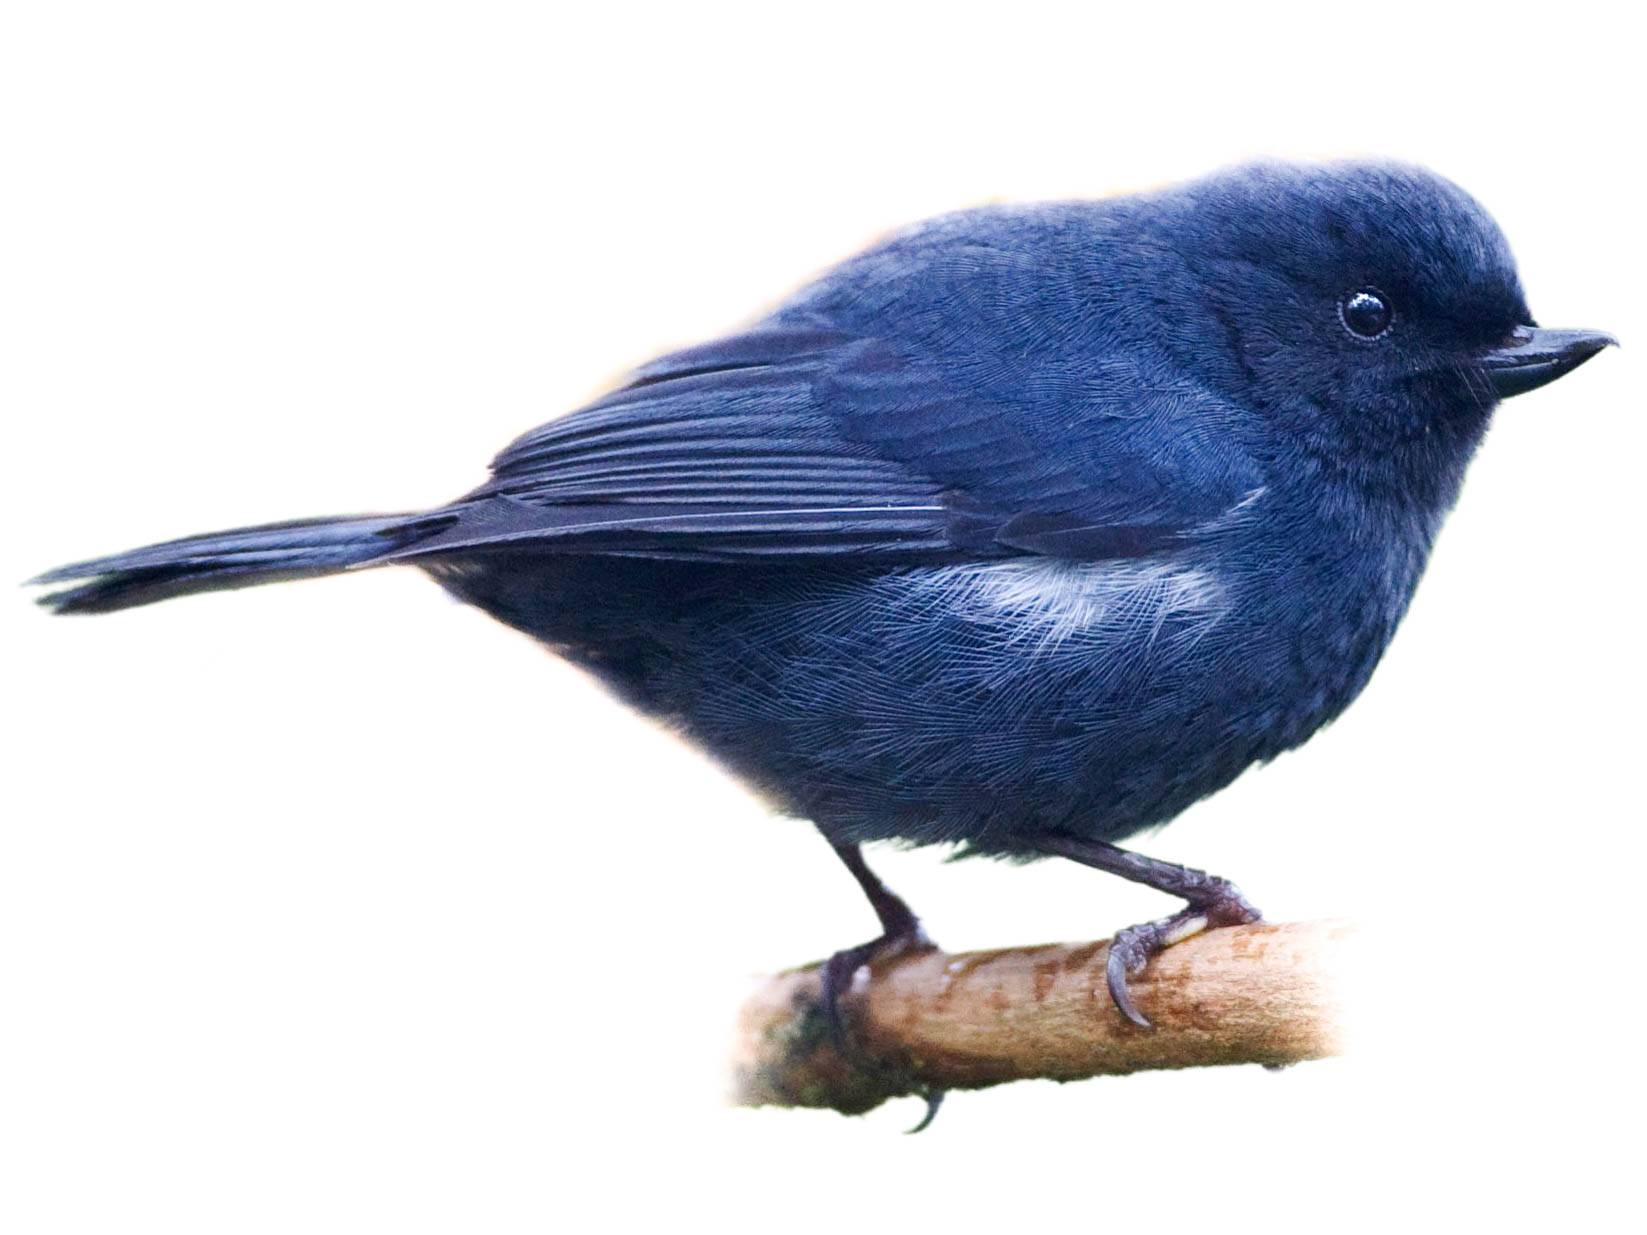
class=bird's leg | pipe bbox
[1036,835,1262,1029]
[818,841,935,1036]
[818,841,944,1131]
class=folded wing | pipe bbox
[384,325,1264,565]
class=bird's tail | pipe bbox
[30,513,447,615]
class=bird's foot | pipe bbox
[1105,879,1262,1029]
[817,922,944,1132]
[818,921,935,1052]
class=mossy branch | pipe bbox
[729,919,1352,1115]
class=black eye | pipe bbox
[1340,288,1393,339]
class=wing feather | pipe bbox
[385,325,1264,565]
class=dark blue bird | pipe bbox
[33,160,1613,1052]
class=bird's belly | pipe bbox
[434,552,1330,849]
[703,557,1263,843]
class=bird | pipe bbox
[32,160,1613,1080]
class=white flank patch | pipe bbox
[953,558,1228,652]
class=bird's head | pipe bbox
[1160,160,1614,509]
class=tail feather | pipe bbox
[30,513,450,615]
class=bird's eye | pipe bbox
[1339,289,1393,340]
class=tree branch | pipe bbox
[729,919,1352,1115]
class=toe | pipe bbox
[1105,940,1154,1029]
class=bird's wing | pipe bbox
[384,326,1265,564]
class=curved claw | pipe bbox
[906,1088,946,1134]
[1105,940,1154,1029]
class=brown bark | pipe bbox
[729,919,1352,1115]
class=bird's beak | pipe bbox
[1481,326,1617,399]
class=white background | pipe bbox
[3,3,1641,1231]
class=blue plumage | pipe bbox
[34,159,1613,1040]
